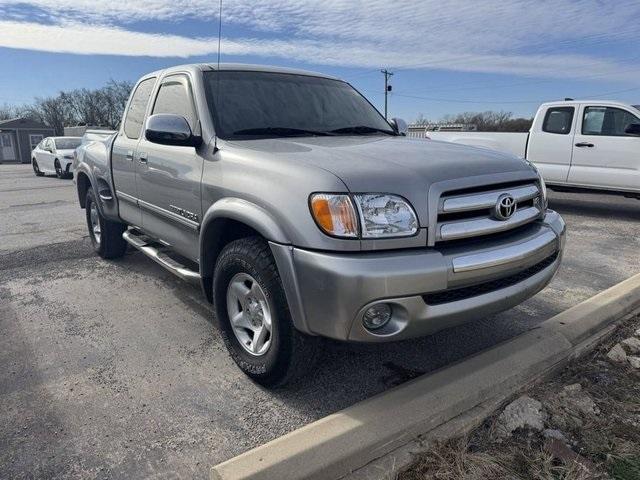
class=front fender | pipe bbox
[200,197,291,246]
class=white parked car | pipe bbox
[426,101,640,198]
[31,136,82,179]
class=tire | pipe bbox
[54,159,64,179]
[32,159,44,176]
[85,189,127,259]
[213,236,320,387]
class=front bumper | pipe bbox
[270,210,565,342]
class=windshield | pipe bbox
[204,71,395,139]
[55,138,81,149]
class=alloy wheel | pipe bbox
[226,273,273,356]
[89,202,102,245]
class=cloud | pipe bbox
[0,0,639,82]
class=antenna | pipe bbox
[217,0,223,69]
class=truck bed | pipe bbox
[426,132,529,158]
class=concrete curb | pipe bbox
[211,273,640,480]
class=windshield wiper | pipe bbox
[232,127,334,137]
[329,125,396,136]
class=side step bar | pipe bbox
[122,229,201,285]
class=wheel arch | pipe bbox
[199,198,290,303]
[76,170,91,208]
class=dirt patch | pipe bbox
[400,315,640,480]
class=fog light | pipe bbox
[362,303,392,330]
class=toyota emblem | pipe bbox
[494,194,517,220]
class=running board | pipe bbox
[122,229,201,285]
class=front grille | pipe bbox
[422,252,558,305]
[436,181,542,243]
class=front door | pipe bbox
[1,132,16,162]
[569,105,640,191]
[136,73,203,261]
[111,76,157,226]
[36,138,55,172]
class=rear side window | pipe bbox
[542,107,574,134]
[582,106,640,136]
[152,75,197,129]
[123,77,156,139]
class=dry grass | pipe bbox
[400,316,640,480]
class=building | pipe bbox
[0,117,55,164]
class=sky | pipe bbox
[0,0,639,122]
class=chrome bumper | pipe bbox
[271,210,565,343]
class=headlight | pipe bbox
[309,194,359,238]
[353,194,418,238]
[538,174,548,210]
[526,160,548,210]
[309,193,418,239]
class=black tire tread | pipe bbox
[85,189,128,259]
[213,236,320,387]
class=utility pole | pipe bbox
[381,69,394,119]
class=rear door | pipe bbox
[135,73,203,260]
[111,76,156,226]
[568,104,640,191]
[526,105,577,183]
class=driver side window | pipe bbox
[152,74,197,129]
[582,106,640,136]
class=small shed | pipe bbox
[0,117,55,164]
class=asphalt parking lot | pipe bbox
[1,163,639,479]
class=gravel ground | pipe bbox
[1,164,639,479]
[400,314,640,480]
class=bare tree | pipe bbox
[3,79,134,134]
[0,103,19,121]
[440,111,533,132]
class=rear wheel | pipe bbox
[32,159,44,176]
[213,236,320,387]
[85,189,127,259]
[54,159,64,179]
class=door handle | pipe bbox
[138,152,148,164]
[575,142,594,148]
[125,150,134,160]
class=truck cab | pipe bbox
[527,100,640,193]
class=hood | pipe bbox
[224,135,537,228]
[223,136,537,230]
[227,135,534,191]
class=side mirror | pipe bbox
[624,123,640,136]
[390,117,408,136]
[145,114,201,147]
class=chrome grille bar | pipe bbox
[435,179,543,243]
[440,184,539,213]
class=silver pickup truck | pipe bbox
[74,63,566,386]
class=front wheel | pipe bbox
[32,159,44,176]
[85,189,127,259]
[213,237,320,387]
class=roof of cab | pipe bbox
[539,99,635,109]
[140,63,340,81]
